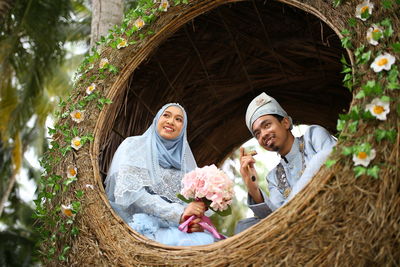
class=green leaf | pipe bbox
[348,121,358,133]
[355,90,365,99]
[341,66,352,74]
[213,205,232,216]
[342,146,353,156]
[354,166,367,178]
[356,143,372,154]
[340,55,350,66]
[54,184,61,192]
[336,119,345,131]
[341,36,352,49]
[354,45,365,58]
[375,129,397,143]
[347,17,356,27]
[71,227,79,236]
[380,18,391,27]
[48,127,56,135]
[361,9,370,20]
[380,95,391,102]
[72,201,81,212]
[391,43,400,53]
[108,65,119,74]
[382,0,393,8]
[388,66,399,83]
[341,29,351,35]
[361,80,382,96]
[371,31,382,41]
[381,18,393,37]
[325,159,337,168]
[384,27,394,38]
[58,246,70,261]
[63,177,77,186]
[75,190,84,198]
[360,50,372,64]
[343,73,352,82]
[367,166,380,179]
[176,194,192,203]
[72,127,79,137]
[333,0,341,8]
[388,82,400,90]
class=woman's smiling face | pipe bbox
[157,106,184,139]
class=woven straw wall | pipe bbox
[44,0,399,266]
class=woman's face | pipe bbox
[157,106,184,139]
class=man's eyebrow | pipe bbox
[252,119,271,135]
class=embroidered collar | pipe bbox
[280,137,300,164]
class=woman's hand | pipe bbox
[180,201,206,232]
[188,218,204,233]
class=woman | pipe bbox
[105,103,214,246]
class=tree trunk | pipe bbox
[0,0,12,19]
[0,171,17,217]
[90,0,124,48]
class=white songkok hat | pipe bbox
[245,92,293,133]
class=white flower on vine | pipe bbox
[370,53,395,72]
[99,58,109,69]
[365,97,390,120]
[71,136,82,150]
[355,0,374,21]
[366,25,382,46]
[67,166,77,179]
[61,204,74,217]
[352,149,376,167]
[134,18,145,29]
[159,0,170,11]
[86,83,96,95]
[117,38,128,49]
[70,110,85,123]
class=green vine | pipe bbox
[331,0,399,181]
[34,0,193,262]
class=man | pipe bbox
[235,92,336,233]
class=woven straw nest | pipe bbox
[45,0,399,265]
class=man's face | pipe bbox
[251,115,291,152]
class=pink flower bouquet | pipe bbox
[177,164,234,239]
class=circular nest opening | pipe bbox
[99,0,351,176]
[49,0,399,265]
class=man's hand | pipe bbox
[239,147,264,204]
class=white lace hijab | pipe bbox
[104,103,197,209]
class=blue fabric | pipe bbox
[153,103,187,169]
[129,213,215,246]
[105,103,213,246]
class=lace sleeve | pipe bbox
[105,165,186,225]
[133,188,185,225]
[111,165,153,207]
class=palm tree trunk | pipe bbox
[90,0,124,48]
[0,0,12,19]
[0,171,17,217]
